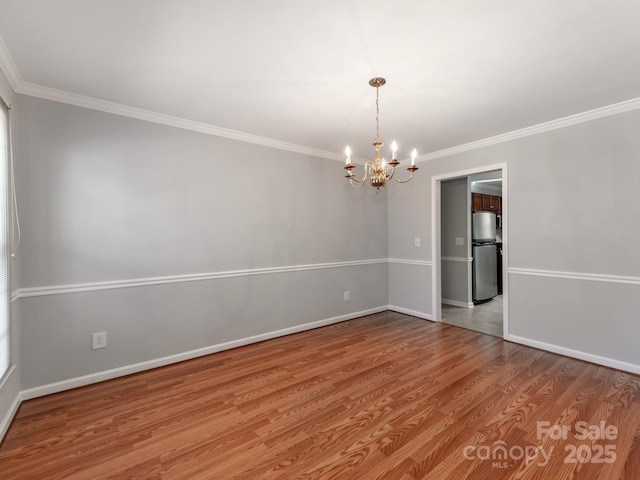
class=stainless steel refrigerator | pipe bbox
[472,212,498,303]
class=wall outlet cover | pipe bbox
[92,332,107,350]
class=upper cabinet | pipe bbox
[472,193,483,212]
[482,194,501,213]
[472,193,501,214]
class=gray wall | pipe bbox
[388,169,431,317]
[389,108,640,370]
[13,96,390,390]
[0,67,20,440]
[440,178,471,306]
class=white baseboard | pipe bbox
[8,309,640,441]
[442,298,474,308]
[0,366,22,442]
[0,391,21,442]
[20,306,388,400]
[505,333,640,375]
[388,305,434,322]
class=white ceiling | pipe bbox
[1,0,640,161]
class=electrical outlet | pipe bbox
[344,290,350,301]
[414,237,421,247]
[92,332,107,350]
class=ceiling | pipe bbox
[1,0,640,162]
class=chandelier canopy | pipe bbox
[344,77,418,189]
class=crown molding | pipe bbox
[0,35,342,161]
[417,96,640,163]
[0,36,22,91]
[16,82,344,161]
[3,33,640,163]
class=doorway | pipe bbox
[431,164,508,338]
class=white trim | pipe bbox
[417,97,640,162]
[0,39,343,161]
[0,37,21,91]
[388,258,433,267]
[0,390,21,441]
[441,256,473,263]
[3,31,640,165]
[431,163,509,339]
[509,268,640,286]
[505,334,640,376]
[0,390,20,441]
[442,298,474,308]
[21,306,388,400]
[388,305,434,322]
[10,308,640,421]
[11,259,387,301]
[16,82,344,162]
[0,366,21,441]
[0,363,15,391]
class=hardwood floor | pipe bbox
[1,311,640,479]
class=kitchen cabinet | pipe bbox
[472,193,483,212]
[482,195,501,213]
[471,193,502,214]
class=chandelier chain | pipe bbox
[375,86,380,142]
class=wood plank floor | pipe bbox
[1,311,640,479]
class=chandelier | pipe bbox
[344,77,418,189]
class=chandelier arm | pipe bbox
[349,177,367,188]
[385,164,396,181]
[346,161,373,186]
[392,167,419,184]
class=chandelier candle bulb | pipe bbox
[345,146,351,164]
[391,140,397,160]
[411,149,417,166]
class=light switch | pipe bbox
[456,237,464,246]
[414,237,421,247]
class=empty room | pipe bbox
[1,1,639,478]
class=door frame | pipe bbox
[431,162,508,338]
